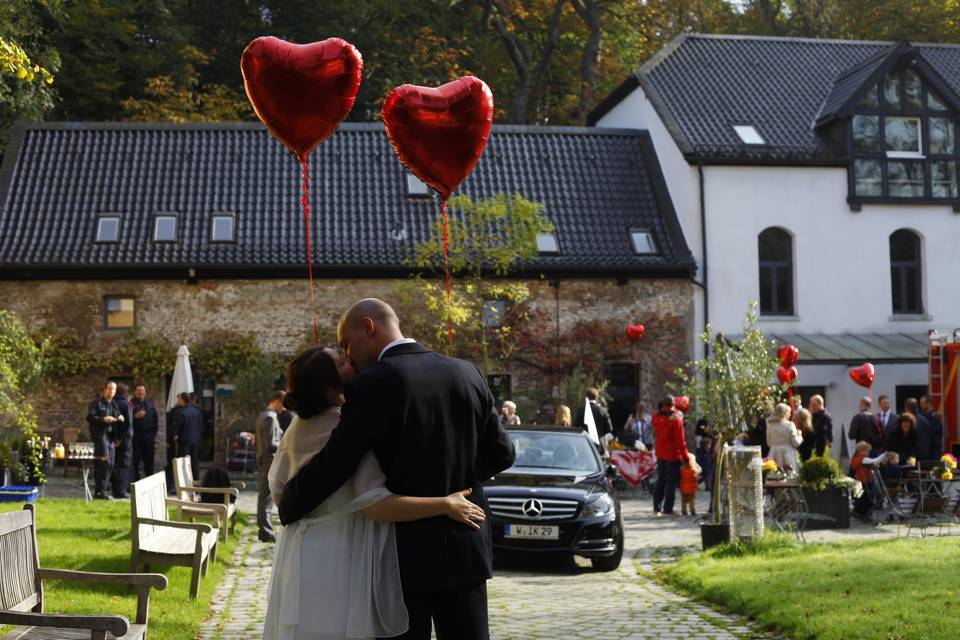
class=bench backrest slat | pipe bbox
[173,456,198,503]
[0,506,40,612]
[131,472,168,544]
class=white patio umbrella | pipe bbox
[167,345,195,410]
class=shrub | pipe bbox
[799,455,844,492]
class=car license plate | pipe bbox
[505,524,559,540]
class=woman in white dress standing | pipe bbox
[263,347,486,640]
[765,402,803,474]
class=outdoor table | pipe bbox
[764,480,807,533]
[64,442,98,502]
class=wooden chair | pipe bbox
[130,472,218,599]
[0,504,167,640]
[171,456,242,542]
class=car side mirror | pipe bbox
[605,464,619,477]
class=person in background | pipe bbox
[766,402,802,474]
[111,383,134,498]
[694,417,714,492]
[652,395,687,516]
[500,400,521,426]
[130,383,159,481]
[534,402,556,425]
[278,406,295,434]
[795,408,815,462]
[577,388,612,443]
[87,380,121,500]
[165,399,180,494]
[848,396,883,455]
[887,413,918,466]
[850,441,885,520]
[904,398,934,461]
[809,395,833,457]
[174,392,204,481]
[554,404,572,428]
[622,403,650,450]
[876,395,898,442]
[679,452,701,516]
[256,390,285,543]
[919,395,943,459]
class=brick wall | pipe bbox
[1,276,693,466]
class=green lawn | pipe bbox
[658,533,960,640]
[0,498,244,640]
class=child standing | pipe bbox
[679,452,701,516]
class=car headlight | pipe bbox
[582,493,614,517]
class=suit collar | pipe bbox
[380,341,430,359]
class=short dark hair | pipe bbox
[659,395,675,411]
[905,398,919,413]
[585,388,599,401]
[103,380,116,390]
[134,383,146,391]
[878,394,889,403]
[898,413,916,429]
[178,392,193,404]
[283,348,342,419]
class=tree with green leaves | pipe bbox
[399,193,553,373]
[0,310,46,484]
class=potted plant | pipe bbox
[674,303,783,549]
[798,455,859,529]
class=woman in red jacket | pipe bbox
[652,395,689,515]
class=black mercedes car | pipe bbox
[484,427,624,571]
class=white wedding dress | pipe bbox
[263,406,409,640]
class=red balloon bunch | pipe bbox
[849,362,876,389]
[776,366,798,385]
[625,324,645,342]
[777,344,799,368]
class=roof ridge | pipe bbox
[685,32,960,49]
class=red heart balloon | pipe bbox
[849,362,876,389]
[382,76,494,200]
[241,36,363,162]
[777,366,798,385]
[777,344,799,368]
[625,324,645,342]
[674,395,690,413]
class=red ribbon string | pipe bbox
[441,199,453,355]
[301,158,319,346]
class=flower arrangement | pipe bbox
[941,454,957,469]
[932,454,957,480]
[762,458,778,473]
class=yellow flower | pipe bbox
[943,471,953,481]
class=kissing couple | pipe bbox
[263,298,517,640]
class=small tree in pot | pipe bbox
[674,303,781,546]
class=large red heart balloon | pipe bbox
[625,324,645,342]
[382,76,494,200]
[776,366,798,385]
[241,37,363,162]
[674,395,690,413]
[777,344,799,368]
[849,362,876,389]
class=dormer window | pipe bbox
[536,232,560,255]
[95,216,120,243]
[733,125,765,145]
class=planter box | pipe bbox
[700,523,730,550]
[802,486,850,530]
[0,486,40,503]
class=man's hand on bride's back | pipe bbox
[444,488,486,530]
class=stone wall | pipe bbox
[1,276,693,467]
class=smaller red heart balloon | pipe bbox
[382,76,494,200]
[625,324,645,342]
[849,362,876,389]
[777,344,799,368]
[674,395,690,413]
[777,366,798,385]
[241,36,363,162]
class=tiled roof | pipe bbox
[767,333,928,363]
[588,33,960,163]
[0,121,694,278]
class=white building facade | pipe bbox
[590,34,960,452]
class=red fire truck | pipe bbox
[928,330,960,456]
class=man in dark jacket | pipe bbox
[577,388,613,446]
[849,396,884,455]
[278,299,515,640]
[86,380,122,500]
[131,383,159,480]
[174,392,204,481]
[810,395,833,457]
[904,398,934,461]
[919,395,943,459]
[111,384,134,498]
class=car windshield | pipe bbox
[507,431,601,473]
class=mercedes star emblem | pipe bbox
[521,498,544,518]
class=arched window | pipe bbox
[890,230,924,314]
[758,228,794,316]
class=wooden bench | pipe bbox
[0,504,167,640]
[171,456,242,542]
[130,472,218,599]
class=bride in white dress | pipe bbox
[263,347,485,640]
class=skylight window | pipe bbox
[406,172,430,197]
[95,216,120,243]
[211,214,235,243]
[536,232,560,254]
[154,215,177,242]
[733,125,765,145]
[630,230,658,255]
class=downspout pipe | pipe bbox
[689,160,708,351]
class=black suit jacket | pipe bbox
[576,401,612,439]
[278,342,516,593]
[174,404,204,445]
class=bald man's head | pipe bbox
[337,298,404,371]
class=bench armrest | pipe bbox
[37,568,167,590]
[181,485,239,498]
[0,610,129,637]
[137,517,213,533]
[230,481,247,490]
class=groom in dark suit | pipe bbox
[278,298,516,640]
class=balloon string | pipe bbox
[441,199,452,355]
[301,158,319,346]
